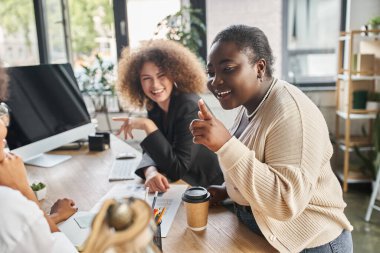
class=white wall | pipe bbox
[348,0,380,30]
[206,0,283,77]
[204,0,378,136]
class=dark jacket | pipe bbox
[135,92,224,187]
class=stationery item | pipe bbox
[58,211,95,251]
[153,223,162,251]
[182,186,211,231]
[91,184,188,237]
[156,207,166,225]
[74,213,96,229]
[88,134,106,151]
[151,191,158,209]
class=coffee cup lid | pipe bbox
[182,186,210,203]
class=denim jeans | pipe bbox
[234,203,263,236]
[234,203,353,253]
[300,230,353,253]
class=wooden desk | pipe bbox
[26,135,276,253]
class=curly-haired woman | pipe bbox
[115,39,223,192]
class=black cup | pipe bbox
[182,186,210,203]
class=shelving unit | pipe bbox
[335,29,380,192]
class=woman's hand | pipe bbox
[207,185,228,206]
[190,99,232,152]
[144,166,170,193]
[113,117,158,139]
[0,152,32,197]
[49,198,78,224]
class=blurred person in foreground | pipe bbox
[0,63,78,253]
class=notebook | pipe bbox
[59,184,188,250]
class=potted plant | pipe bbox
[354,114,380,199]
[361,16,380,36]
[153,5,206,63]
[31,182,47,201]
[366,92,380,111]
[368,16,380,31]
[77,54,118,113]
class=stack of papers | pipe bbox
[59,184,188,250]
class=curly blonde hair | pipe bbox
[117,39,206,109]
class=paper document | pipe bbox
[58,211,95,251]
[91,184,188,237]
[60,184,188,249]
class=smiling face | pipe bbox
[139,61,174,112]
[206,41,261,110]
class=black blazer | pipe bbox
[135,92,224,187]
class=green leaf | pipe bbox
[152,4,205,61]
[31,182,46,191]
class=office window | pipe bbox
[45,0,68,63]
[68,0,116,72]
[286,0,340,86]
[0,0,39,66]
[127,0,180,48]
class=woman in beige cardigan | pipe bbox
[190,25,353,253]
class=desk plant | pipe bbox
[368,16,380,31]
[31,182,47,200]
[362,16,380,36]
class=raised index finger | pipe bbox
[198,99,213,120]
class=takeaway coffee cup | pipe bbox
[182,186,211,231]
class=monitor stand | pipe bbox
[25,153,72,168]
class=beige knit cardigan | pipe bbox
[216,79,353,253]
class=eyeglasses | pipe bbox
[0,102,10,127]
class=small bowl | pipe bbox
[34,186,47,201]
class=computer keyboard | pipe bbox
[108,158,140,181]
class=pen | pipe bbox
[151,191,158,209]
[156,207,166,225]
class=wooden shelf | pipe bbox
[336,111,377,119]
[337,74,380,81]
[337,136,372,146]
[335,30,379,192]
[339,29,380,37]
[335,170,372,184]
[339,144,375,152]
[339,69,377,75]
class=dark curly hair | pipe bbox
[212,25,275,77]
[117,39,207,109]
[0,62,9,101]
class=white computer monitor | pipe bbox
[5,63,95,167]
